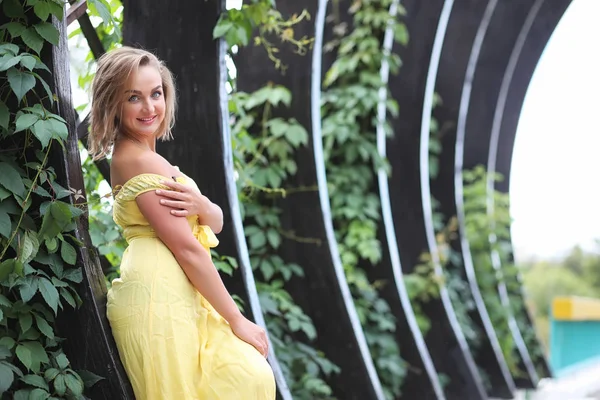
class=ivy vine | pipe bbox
[0,0,104,397]
[216,4,338,399]
[321,1,409,397]
[463,165,523,377]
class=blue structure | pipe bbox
[550,296,600,377]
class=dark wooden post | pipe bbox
[45,11,134,400]
[121,0,292,397]
[387,1,489,398]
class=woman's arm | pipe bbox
[155,179,224,234]
[136,189,267,356]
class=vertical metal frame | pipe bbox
[387,1,488,398]
[234,0,386,398]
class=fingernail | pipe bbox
[160,200,165,204]
[156,190,161,194]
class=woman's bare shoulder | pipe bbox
[111,149,175,188]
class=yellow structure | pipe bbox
[552,296,600,321]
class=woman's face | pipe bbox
[120,65,165,139]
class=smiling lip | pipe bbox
[137,115,157,124]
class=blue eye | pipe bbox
[152,91,162,98]
[128,95,139,102]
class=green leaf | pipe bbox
[22,341,48,373]
[33,1,52,20]
[249,231,266,249]
[2,21,26,37]
[46,118,68,141]
[0,162,26,197]
[19,276,39,302]
[19,313,33,333]
[21,374,49,390]
[44,368,59,381]
[0,210,10,238]
[64,373,83,396]
[20,27,44,55]
[0,54,22,72]
[7,68,36,102]
[45,237,58,253]
[14,260,24,276]
[0,295,11,307]
[266,229,281,249]
[20,55,37,71]
[16,345,32,370]
[76,370,104,388]
[53,374,66,396]
[60,241,76,265]
[0,101,9,129]
[47,1,64,21]
[0,259,15,281]
[0,187,10,201]
[15,113,41,133]
[87,0,113,26]
[2,0,26,18]
[20,231,39,264]
[35,315,54,339]
[0,363,14,393]
[28,388,50,400]
[55,353,68,370]
[0,44,19,56]
[38,278,59,314]
[33,22,59,46]
[31,119,53,148]
[213,19,233,39]
[59,288,76,308]
[63,268,82,283]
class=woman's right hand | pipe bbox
[229,316,269,358]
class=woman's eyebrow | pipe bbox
[124,85,163,94]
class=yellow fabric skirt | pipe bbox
[107,238,276,400]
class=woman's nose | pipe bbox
[142,98,155,113]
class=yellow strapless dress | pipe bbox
[106,173,276,400]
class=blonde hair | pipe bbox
[88,46,177,160]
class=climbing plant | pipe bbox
[320,0,409,397]
[0,0,105,397]
[463,165,524,377]
[215,4,338,399]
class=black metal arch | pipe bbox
[487,0,572,380]
[387,1,488,399]
[369,0,445,398]
[428,0,520,397]
[432,0,553,394]
[234,0,386,398]
[456,0,541,389]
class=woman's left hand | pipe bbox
[156,179,207,217]
[155,179,224,234]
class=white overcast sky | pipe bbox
[510,0,600,261]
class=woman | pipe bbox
[89,46,276,399]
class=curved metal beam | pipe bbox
[388,1,487,398]
[488,0,572,380]
[438,0,530,395]
[373,1,445,398]
[458,0,570,389]
[234,0,386,398]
